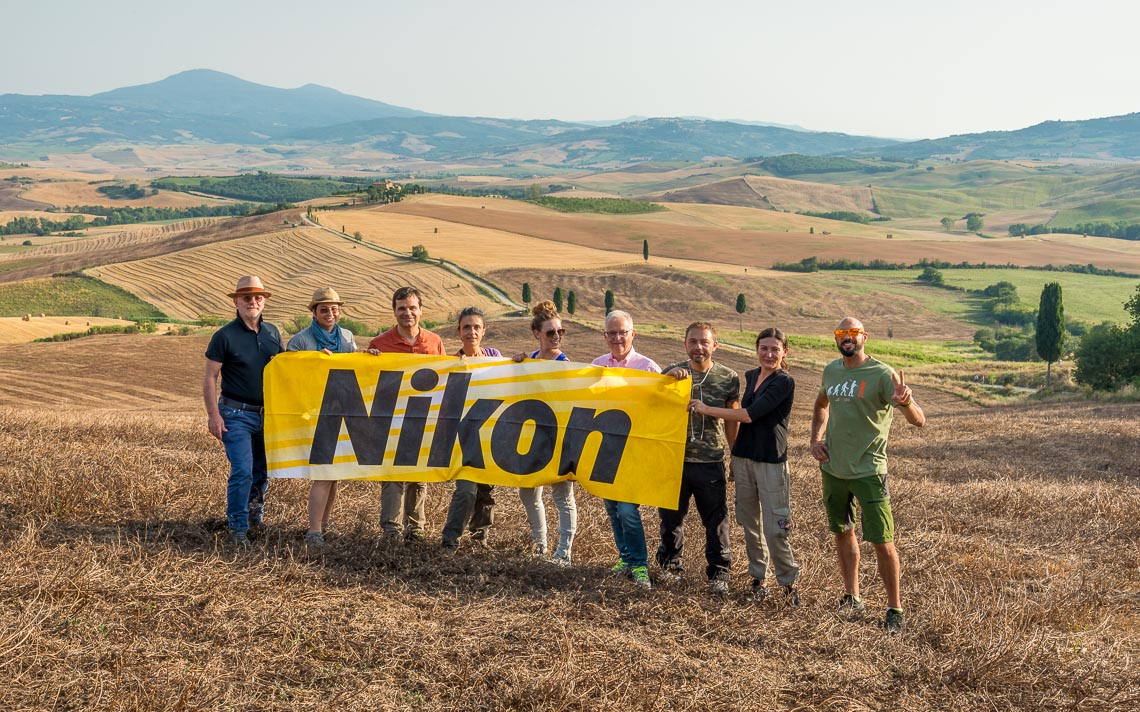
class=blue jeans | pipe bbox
[220,404,268,533]
[604,499,647,568]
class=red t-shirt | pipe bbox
[368,326,445,355]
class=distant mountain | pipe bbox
[95,69,429,129]
[2,71,1137,167]
[867,113,1140,161]
[292,115,897,165]
[0,69,429,147]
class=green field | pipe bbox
[0,276,165,319]
[836,269,1136,325]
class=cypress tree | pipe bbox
[1036,282,1065,386]
[604,290,615,314]
[735,293,747,331]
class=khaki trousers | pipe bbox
[732,457,800,586]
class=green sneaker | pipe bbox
[630,566,652,590]
[609,561,631,578]
[885,607,905,635]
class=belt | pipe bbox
[219,397,264,414]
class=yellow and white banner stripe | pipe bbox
[264,352,688,508]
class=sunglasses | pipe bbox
[834,328,865,339]
[544,328,566,338]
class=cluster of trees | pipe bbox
[152,172,354,203]
[758,154,899,176]
[1075,285,1140,391]
[1009,221,1140,240]
[528,196,665,215]
[1,214,87,236]
[96,184,151,200]
[363,182,423,204]
[797,210,888,224]
[970,281,1077,369]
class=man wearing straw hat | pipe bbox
[203,276,284,546]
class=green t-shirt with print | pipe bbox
[819,356,896,479]
[665,360,741,462]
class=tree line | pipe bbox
[772,255,1137,279]
[1009,221,1140,241]
[2,203,284,235]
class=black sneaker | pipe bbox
[885,607,905,634]
[838,593,865,619]
[783,584,801,608]
[229,530,251,547]
[748,579,769,603]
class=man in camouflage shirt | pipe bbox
[660,322,741,594]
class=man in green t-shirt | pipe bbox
[810,317,925,634]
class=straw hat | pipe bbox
[308,287,344,311]
[228,275,272,299]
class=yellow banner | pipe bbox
[264,352,689,508]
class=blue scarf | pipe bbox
[309,319,342,352]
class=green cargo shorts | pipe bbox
[821,471,894,543]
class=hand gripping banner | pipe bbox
[264,352,689,508]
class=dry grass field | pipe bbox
[86,226,498,325]
[486,264,977,342]
[0,316,133,343]
[654,175,879,216]
[383,195,1140,274]
[18,179,234,210]
[1,329,1137,709]
[318,206,756,276]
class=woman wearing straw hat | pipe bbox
[288,287,357,546]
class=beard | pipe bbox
[837,340,858,357]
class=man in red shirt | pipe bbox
[367,286,445,541]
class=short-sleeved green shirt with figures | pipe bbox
[665,360,741,462]
[819,357,897,479]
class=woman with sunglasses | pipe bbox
[514,300,576,564]
[287,287,357,547]
[689,327,800,605]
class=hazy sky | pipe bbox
[5,0,1136,139]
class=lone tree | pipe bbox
[567,290,577,315]
[521,282,532,306]
[940,217,955,230]
[604,289,615,314]
[553,286,564,313]
[1036,282,1065,387]
[735,293,747,331]
[642,239,649,262]
[966,213,984,232]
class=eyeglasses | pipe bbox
[240,295,266,303]
[544,328,566,338]
[604,330,631,339]
[834,328,865,339]
[316,306,340,314]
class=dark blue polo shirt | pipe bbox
[205,315,284,406]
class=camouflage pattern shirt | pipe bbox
[665,360,741,462]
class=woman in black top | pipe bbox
[689,327,800,604]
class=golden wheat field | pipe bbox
[1,327,1137,710]
[85,226,499,324]
[385,194,1140,273]
[18,179,234,210]
[318,206,762,275]
[0,316,133,343]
